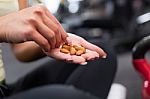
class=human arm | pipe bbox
[0,5,106,64]
[0,5,67,52]
[46,33,107,64]
[11,42,46,62]
[11,0,48,62]
[11,32,107,63]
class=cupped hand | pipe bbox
[45,33,107,65]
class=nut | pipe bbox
[70,47,76,55]
[62,44,71,51]
[60,44,86,56]
[79,47,86,53]
[76,50,84,56]
[60,48,70,54]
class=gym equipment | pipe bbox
[132,35,150,99]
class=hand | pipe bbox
[0,5,67,52]
[45,33,107,65]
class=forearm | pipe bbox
[11,42,46,62]
[18,0,28,9]
[10,0,45,62]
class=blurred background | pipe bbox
[3,0,150,99]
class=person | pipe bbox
[5,85,100,99]
[0,1,117,99]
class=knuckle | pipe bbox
[49,32,55,39]
[34,5,45,14]
[23,27,34,37]
[61,33,67,41]
[47,31,55,39]
[63,34,68,39]
[53,26,59,33]
[54,20,59,25]
[28,16,37,24]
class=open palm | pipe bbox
[45,33,107,65]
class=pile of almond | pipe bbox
[60,44,86,56]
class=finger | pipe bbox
[66,34,80,45]
[45,7,60,25]
[81,39,107,58]
[86,49,99,58]
[42,14,62,47]
[45,9,68,41]
[36,22,56,49]
[29,31,50,52]
[71,55,86,64]
[81,50,99,61]
[60,25,68,42]
[46,48,86,64]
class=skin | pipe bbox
[47,33,107,64]
[11,0,68,61]
[18,0,27,10]
[7,1,107,64]
[0,5,67,49]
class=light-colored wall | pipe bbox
[0,0,19,16]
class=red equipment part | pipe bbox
[132,36,150,99]
[133,59,150,99]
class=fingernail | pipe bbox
[102,55,107,59]
[80,62,88,65]
[67,59,73,62]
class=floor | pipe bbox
[2,43,143,99]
